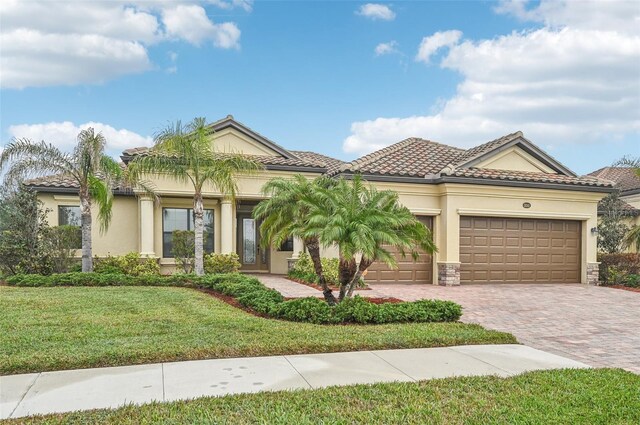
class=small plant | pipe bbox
[289,252,363,287]
[204,253,241,274]
[172,230,195,273]
[94,252,159,276]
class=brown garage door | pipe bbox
[366,216,433,284]
[460,216,580,284]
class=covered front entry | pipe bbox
[366,216,434,284]
[236,207,269,272]
[459,216,581,284]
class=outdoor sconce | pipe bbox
[591,227,599,235]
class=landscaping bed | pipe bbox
[286,275,371,291]
[7,369,638,424]
[0,285,515,375]
[4,272,461,325]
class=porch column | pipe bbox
[220,198,233,254]
[287,236,304,271]
[139,196,155,256]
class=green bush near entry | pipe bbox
[204,252,241,274]
[94,252,160,276]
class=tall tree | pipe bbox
[128,117,261,275]
[614,156,640,252]
[0,128,148,272]
[311,175,437,302]
[253,175,338,304]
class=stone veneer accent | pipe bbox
[287,258,299,272]
[438,262,461,286]
[586,263,600,285]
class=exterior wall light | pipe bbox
[591,227,599,235]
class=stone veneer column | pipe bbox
[586,263,600,285]
[220,199,233,254]
[437,263,461,286]
[139,196,155,256]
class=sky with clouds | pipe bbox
[1,0,638,174]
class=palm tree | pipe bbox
[0,128,150,272]
[613,156,640,252]
[311,175,437,302]
[253,175,338,304]
[127,117,262,275]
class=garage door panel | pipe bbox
[367,216,433,284]
[460,216,580,284]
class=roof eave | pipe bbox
[332,171,614,193]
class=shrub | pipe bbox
[94,252,160,276]
[204,253,241,274]
[333,296,378,323]
[172,230,195,273]
[42,225,81,274]
[289,252,362,287]
[598,253,640,285]
[273,297,335,324]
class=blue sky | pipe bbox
[1,0,638,175]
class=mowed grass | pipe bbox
[0,286,515,375]
[9,369,639,424]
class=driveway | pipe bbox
[368,284,640,373]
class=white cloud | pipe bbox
[0,0,246,89]
[415,30,462,64]
[162,4,240,48]
[375,41,399,56]
[344,1,640,155]
[7,122,153,155]
[207,0,253,12]
[357,3,395,21]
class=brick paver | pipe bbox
[368,283,640,373]
[252,274,322,298]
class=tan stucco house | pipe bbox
[27,116,613,285]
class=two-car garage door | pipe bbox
[366,215,581,285]
[459,216,581,284]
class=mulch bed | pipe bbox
[198,288,404,321]
[287,276,372,291]
[605,285,640,293]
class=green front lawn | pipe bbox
[0,286,515,375]
[10,369,639,424]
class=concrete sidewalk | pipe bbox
[1,344,589,420]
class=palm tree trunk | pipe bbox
[305,237,336,305]
[80,189,93,272]
[338,255,357,302]
[193,193,205,276]
[346,258,373,298]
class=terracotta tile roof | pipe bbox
[454,131,523,166]
[446,168,612,188]
[599,199,640,216]
[121,147,335,170]
[25,173,80,189]
[289,151,345,173]
[586,167,640,193]
[330,137,465,177]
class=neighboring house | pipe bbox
[27,116,613,285]
[586,166,640,252]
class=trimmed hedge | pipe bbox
[3,272,462,324]
[597,253,640,286]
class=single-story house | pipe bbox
[27,115,613,285]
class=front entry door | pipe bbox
[237,213,269,271]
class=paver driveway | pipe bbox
[368,284,639,373]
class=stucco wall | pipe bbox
[475,146,555,173]
[39,193,139,256]
[212,129,281,156]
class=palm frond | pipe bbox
[88,176,113,233]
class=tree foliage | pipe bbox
[597,191,631,254]
[0,128,154,272]
[0,187,52,275]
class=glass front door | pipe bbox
[237,213,268,271]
